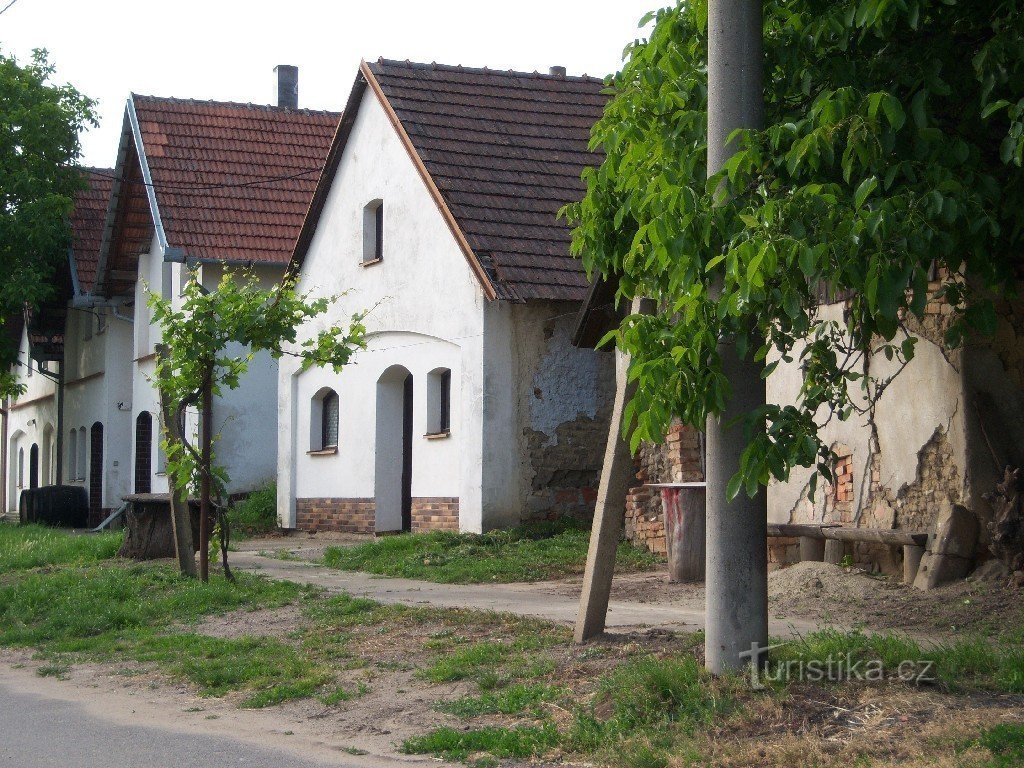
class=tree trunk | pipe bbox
[156,344,197,577]
[199,367,213,582]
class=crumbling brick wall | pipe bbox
[624,421,704,555]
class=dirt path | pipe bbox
[233,551,828,640]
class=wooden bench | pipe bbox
[768,522,927,583]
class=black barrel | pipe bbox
[19,486,89,528]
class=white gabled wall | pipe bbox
[278,87,487,530]
[130,239,282,498]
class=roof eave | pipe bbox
[94,96,169,297]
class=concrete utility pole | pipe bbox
[704,0,769,674]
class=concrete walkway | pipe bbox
[232,552,824,639]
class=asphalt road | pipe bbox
[0,683,352,768]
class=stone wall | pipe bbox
[516,303,616,525]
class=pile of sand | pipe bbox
[768,561,885,611]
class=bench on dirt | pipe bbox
[767,522,928,584]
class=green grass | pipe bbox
[321,519,661,583]
[0,524,123,571]
[227,484,278,537]
[402,724,561,761]
[406,652,735,767]
[771,628,1024,692]
[438,683,559,717]
[970,724,1024,768]
[0,530,337,707]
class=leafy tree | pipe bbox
[149,270,366,579]
[565,0,1023,498]
[0,49,95,396]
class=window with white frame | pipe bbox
[309,387,339,452]
[362,199,383,263]
[426,368,452,435]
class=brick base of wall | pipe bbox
[296,497,461,533]
[411,497,459,532]
[296,498,374,533]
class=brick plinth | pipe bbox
[411,497,459,532]
[296,497,374,533]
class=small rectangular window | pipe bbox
[375,203,383,261]
[322,391,339,448]
[362,200,384,264]
[439,369,451,433]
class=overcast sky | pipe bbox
[1,0,659,168]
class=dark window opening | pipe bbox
[439,369,451,433]
[322,390,339,449]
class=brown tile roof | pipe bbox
[132,95,340,265]
[367,60,607,302]
[97,96,340,297]
[70,168,113,294]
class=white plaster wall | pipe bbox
[5,328,57,511]
[277,88,486,530]
[767,303,967,523]
[200,263,282,495]
[128,242,282,497]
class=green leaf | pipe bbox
[726,473,743,501]
[854,176,878,209]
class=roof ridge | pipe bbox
[373,57,606,84]
[130,93,341,117]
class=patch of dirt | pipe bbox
[709,683,1024,768]
[550,562,1023,638]
[765,561,1024,636]
[192,604,305,640]
[235,532,370,563]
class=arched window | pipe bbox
[426,368,452,436]
[362,199,383,263]
[309,388,339,452]
[17,448,24,489]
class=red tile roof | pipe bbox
[132,96,339,265]
[367,60,608,302]
[70,168,113,294]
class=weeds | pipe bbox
[227,484,278,538]
[321,519,660,583]
[0,524,122,571]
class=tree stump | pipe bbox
[659,483,706,583]
[118,495,201,560]
[985,466,1023,573]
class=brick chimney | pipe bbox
[274,65,298,109]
